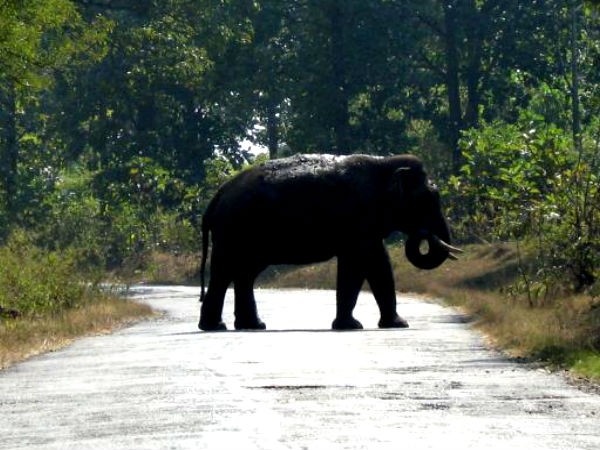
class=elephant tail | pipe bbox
[199,214,210,303]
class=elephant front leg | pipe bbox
[366,242,409,328]
[233,272,266,330]
[332,255,365,330]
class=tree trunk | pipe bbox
[1,81,18,221]
[464,0,482,130]
[442,1,463,173]
[571,4,582,154]
[137,96,156,155]
[266,102,279,159]
[327,0,351,155]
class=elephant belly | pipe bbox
[268,243,336,265]
[251,229,338,265]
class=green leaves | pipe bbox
[454,118,572,239]
[0,231,89,317]
[449,111,600,295]
[123,15,210,92]
[0,0,108,87]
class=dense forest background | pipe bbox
[1,0,599,302]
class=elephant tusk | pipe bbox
[448,253,459,261]
[431,235,464,254]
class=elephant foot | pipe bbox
[378,314,409,329]
[198,320,227,332]
[234,318,267,330]
[332,316,363,330]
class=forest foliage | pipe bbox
[1,0,599,306]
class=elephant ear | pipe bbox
[391,165,427,198]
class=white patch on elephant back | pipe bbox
[261,154,373,182]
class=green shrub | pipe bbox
[34,162,202,273]
[0,232,95,318]
[446,117,599,299]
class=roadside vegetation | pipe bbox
[1,1,599,378]
[0,232,154,369]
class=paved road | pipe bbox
[1,286,599,450]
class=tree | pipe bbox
[279,0,423,155]
[0,0,108,228]
[244,0,292,159]
[52,0,260,185]
[404,0,579,172]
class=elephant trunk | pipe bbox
[405,219,461,270]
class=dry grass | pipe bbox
[257,243,518,294]
[112,251,201,285]
[259,261,338,289]
[0,295,155,370]
[396,245,598,366]
[144,251,200,284]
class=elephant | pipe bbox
[198,153,461,331]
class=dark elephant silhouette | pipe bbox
[198,154,461,331]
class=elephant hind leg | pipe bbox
[198,254,231,331]
[332,255,364,330]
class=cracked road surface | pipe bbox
[1,286,599,449]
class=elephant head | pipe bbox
[389,159,462,270]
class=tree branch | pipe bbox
[414,11,446,38]
[416,50,447,79]
[71,0,146,12]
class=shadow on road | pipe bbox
[166,328,410,336]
